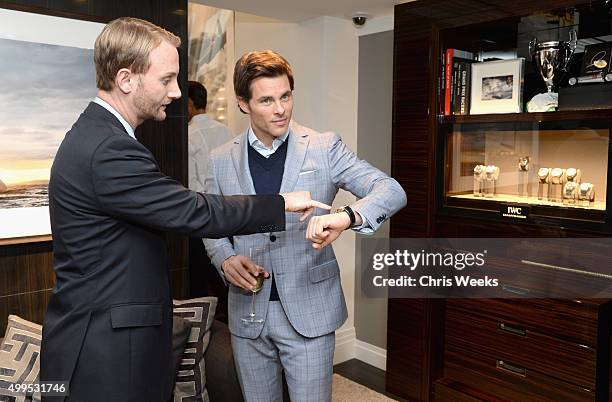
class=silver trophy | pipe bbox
[528,29,577,111]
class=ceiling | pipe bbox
[190,0,409,22]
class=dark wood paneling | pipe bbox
[0,245,54,297]
[387,299,445,401]
[0,243,53,328]
[433,378,504,402]
[0,0,189,334]
[388,3,441,401]
[446,306,597,388]
[170,267,189,299]
[0,290,52,329]
[445,347,596,401]
[390,1,612,401]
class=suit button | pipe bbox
[269,234,277,242]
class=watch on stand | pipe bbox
[473,165,485,197]
[517,156,531,197]
[484,165,500,198]
[549,168,565,202]
[537,167,550,200]
[565,167,581,183]
[563,181,578,205]
[578,182,595,207]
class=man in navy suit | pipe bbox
[40,18,328,402]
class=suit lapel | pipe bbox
[280,126,309,193]
[230,133,256,195]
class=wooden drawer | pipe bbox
[476,252,612,301]
[444,347,596,402]
[447,299,600,346]
[446,306,597,389]
[433,378,506,402]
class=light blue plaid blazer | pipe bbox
[203,121,406,339]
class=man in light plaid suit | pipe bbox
[203,50,406,402]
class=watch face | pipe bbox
[580,182,591,192]
[538,167,549,177]
[566,168,577,177]
[551,168,563,177]
[474,165,483,174]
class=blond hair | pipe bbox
[94,17,181,90]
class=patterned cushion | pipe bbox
[0,315,42,402]
[171,316,192,383]
[172,297,217,402]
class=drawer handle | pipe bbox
[501,285,530,295]
[496,360,527,377]
[498,323,527,337]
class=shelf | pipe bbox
[440,108,612,124]
[449,193,606,211]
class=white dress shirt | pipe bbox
[247,125,290,158]
[188,114,232,192]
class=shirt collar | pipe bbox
[93,97,136,140]
[247,125,290,158]
[189,113,211,126]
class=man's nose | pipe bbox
[274,100,285,115]
[169,80,181,99]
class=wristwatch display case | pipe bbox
[441,118,610,225]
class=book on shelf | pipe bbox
[453,58,475,115]
[443,48,475,116]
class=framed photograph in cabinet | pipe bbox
[0,7,104,242]
[470,58,524,115]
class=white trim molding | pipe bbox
[355,340,387,371]
[333,326,356,364]
[334,328,388,371]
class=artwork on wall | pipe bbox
[0,8,104,241]
[187,3,235,131]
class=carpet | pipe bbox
[332,373,398,401]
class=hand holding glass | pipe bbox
[242,247,267,324]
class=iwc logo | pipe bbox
[500,204,529,220]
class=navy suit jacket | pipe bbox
[40,102,284,401]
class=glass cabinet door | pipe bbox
[442,120,610,222]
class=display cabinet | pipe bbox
[441,114,611,229]
[388,1,612,401]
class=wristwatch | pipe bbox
[474,164,485,180]
[518,156,530,172]
[579,182,595,202]
[335,205,356,227]
[550,168,564,184]
[485,165,500,180]
[563,181,578,199]
[565,167,580,182]
[538,167,550,183]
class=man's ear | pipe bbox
[237,97,250,115]
[116,68,134,94]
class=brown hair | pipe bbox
[94,17,181,91]
[233,50,294,102]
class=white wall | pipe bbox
[234,14,360,358]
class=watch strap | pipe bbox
[336,205,356,227]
